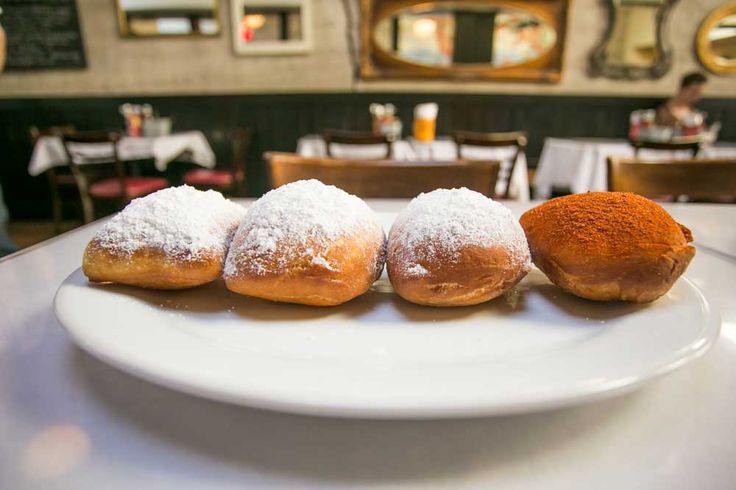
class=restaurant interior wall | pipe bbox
[0,0,733,97]
[0,0,734,219]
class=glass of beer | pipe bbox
[413,103,438,142]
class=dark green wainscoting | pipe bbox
[1,92,734,219]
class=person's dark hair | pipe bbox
[680,72,708,89]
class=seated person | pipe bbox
[656,72,708,127]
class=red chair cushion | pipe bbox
[89,177,168,199]
[183,169,235,187]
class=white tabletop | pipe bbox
[1,200,735,489]
[534,138,736,199]
[297,135,530,201]
[666,204,736,261]
[28,131,216,176]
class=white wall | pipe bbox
[0,0,733,98]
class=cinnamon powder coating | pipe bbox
[522,192,690,257]
[519,192,695,302]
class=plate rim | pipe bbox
[54,270,721,419]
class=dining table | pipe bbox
[1,199,735,489]
[297,135,530,201]
[534,138,736,199]
[27,131,216,177]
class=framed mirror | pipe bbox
[360,0,570,82]
[696,4,736,75]
[589,0,677,80]
[230,0,312,55]
[116,0,221,37]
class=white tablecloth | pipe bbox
[28,131,216,176]
[297,135,530,201]
[534,138,736,199]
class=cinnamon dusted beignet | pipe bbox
[519,192,695,302]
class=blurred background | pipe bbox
[0,0,734,253]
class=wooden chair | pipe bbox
[451,130,527,199]
[184,127,251,195]
[62,131,169,223]
[30,125,77,234]
[266,152,500,198]
[607,156,736,202]
[629,138,701,157]
[322,130,392,159]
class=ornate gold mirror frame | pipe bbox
[360,0,570,83]
[589,0,678,80]
[696,3,736,75]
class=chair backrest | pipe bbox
[266,152,501,198]
[629,138,701,157]
[607,156,736,199]
[452,130,527,199]
[30,125,78,183]
[29,124,77,144]
[322,130,391,159]
[63,130,122,145]
[62,131,126,200]
[452,130,528,151]
[61,130,122,164]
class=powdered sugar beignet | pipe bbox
[224,179,386,306]
[387,188,531,306]
[83,185,246,289]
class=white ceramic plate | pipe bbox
[55,213,720,419]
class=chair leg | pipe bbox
[47,173,63,235]
[51,195,63,235]
[232,179,243,197]
[70,170,95,224]
[80,193,95,224]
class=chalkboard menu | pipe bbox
[1,0,86,71]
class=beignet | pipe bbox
[83,185,245,289]
[224,179,386,306]
[519,192,695,302]
[387,188,531,306]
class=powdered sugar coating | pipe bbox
[389,188,531,275]
[91,185,246,262]
[224,179,385,277]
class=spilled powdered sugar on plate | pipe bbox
[224,179,384,276]
[389,188,531,276]
[91,185,246,261]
